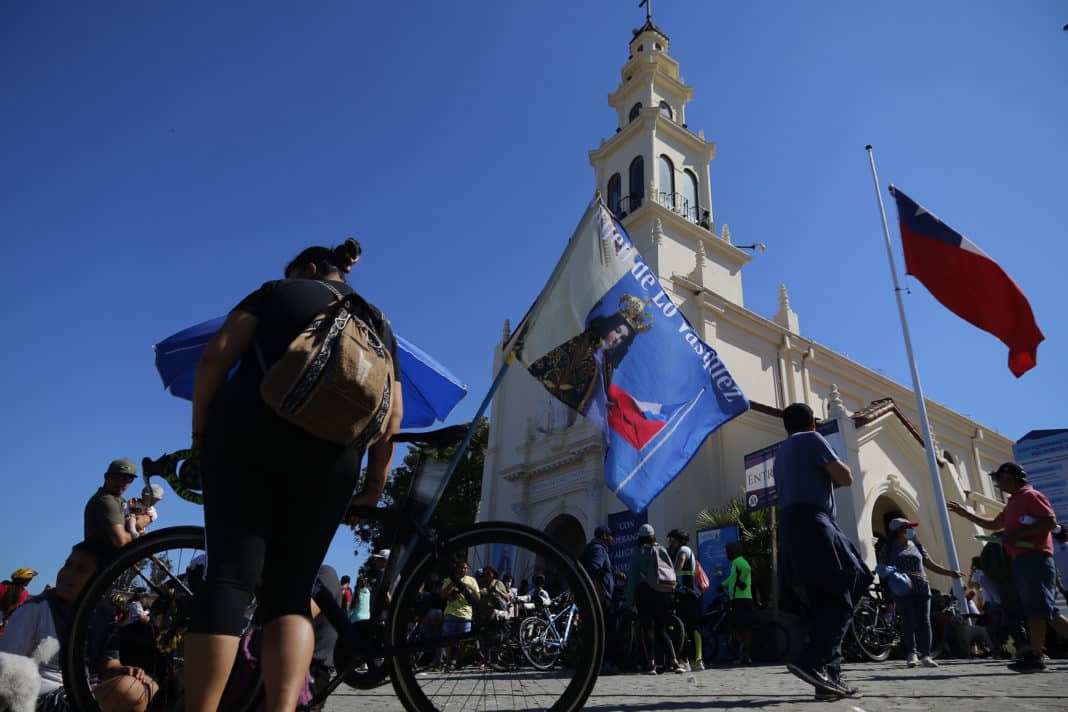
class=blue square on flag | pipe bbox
[512,200,749,512]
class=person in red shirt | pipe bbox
[340,575,353,613]
[0,568,37,635]
[948,462,1068,672]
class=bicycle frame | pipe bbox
[540,602,579,650]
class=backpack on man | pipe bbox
[258,282,394,451]
[978,540,1012,583]
[643,543,678,593]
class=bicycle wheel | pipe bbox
[749,620,791,663]
[519,615,559,670]
[62,526,261,712]
[667,614,686,659]
[849,598,895,662]
[387,522,603,712]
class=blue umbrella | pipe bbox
[154,316,467,428]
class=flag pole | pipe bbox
[865,145,967,610]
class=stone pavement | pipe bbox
[322,658,1067,711]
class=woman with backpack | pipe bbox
[880,518,964,669]
[185,242,404,712]
[667,529,704,671]
[625,524,685,674]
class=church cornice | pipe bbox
[672,276,1014,450]
[611,55,691,103]
[500,441,601,482]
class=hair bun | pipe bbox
[337,237,362,262]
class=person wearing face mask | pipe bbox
[880,518,964,668]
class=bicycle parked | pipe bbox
[61,425,604,712]
[518,592,584,671]
[698,591,792,664]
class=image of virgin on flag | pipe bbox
[510,199,750,513]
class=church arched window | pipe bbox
[659,155,675,207]
[607,173,622,216]
[628,156,644,211]
[658,100,673,120]
[682,169,699,222]
[628,103,642,122]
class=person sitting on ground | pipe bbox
[879,518,964,669]
[84,459,144,550]
[123,485,164,540]
[723,540,754,665]
[0,541,159,712]
[0,568,37,636]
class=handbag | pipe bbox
[875,564,912,598]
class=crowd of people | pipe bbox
[2,237,1066,712]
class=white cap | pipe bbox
[638,523,655,538]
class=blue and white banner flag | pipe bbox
[510,199,749,513]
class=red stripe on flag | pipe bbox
[607,383,667,450]
[900,223,1044,377]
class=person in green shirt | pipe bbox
[723,541,754,664]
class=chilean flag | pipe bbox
[607,384,684,451]
[890,185,1044,377]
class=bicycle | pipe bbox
[62,425,604,712]
[698,591,792,664]
[845,583,899,662]
[518,592,583,670]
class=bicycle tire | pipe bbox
[387,522,603,712]
[61,526,262,712]
[749,619,791,663]
[848,598,895,662]
[518,615,559,670]
[667,614,686,660]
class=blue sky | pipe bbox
[3,2,1065,590]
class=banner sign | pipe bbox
[696,525,740,612]
[607,508,648,576]
[744,419,846,511]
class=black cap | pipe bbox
[988,462,1027,482]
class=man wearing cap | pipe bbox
[84,458,141,550]
[948,462,1068,672]
[775,403,871,700]
[582,525,617,672]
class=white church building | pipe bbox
[478,17,1010,593]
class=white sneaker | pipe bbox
[906,653,919,668]
[679,660,691,672]
[693,660,705,671]
[920,656,939,668]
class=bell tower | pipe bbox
[588,12,752,307]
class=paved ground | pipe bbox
[322,658,1067,711]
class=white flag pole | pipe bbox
[865,145,967,611]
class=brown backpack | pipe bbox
[258,282,394,450]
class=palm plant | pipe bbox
[695,499,774,607]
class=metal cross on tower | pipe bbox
[639,0,652,22]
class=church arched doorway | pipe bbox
[871,494,910,562]
[537,514,586,592]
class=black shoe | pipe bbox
[814,689,841,701]
[786,662,837,693]
[1008,654,1047,673]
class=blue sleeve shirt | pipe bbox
[774,431,839,516]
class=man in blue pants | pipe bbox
[776,403,872,701]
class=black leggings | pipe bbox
[636,584,678,668]
[189,403,362,637]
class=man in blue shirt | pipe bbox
[581,525,616,672]
[776,403,871,701]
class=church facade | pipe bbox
[478,18,1010,594]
